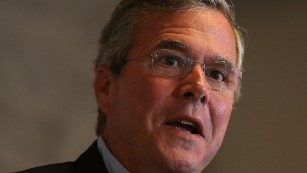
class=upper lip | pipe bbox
[165,115,205,138]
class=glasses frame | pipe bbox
[126,49,242,92]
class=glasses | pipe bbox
[126,49,241,91]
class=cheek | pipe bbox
[116,72,172,122]
[209,92,234,134]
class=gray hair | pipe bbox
[95,0,245,136]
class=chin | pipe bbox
[156,146,208,173]
[165,159,206,173]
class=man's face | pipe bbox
[96,8,237,173]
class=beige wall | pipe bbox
[1,1,306,172]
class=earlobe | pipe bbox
[95,65,113,116]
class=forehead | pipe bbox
[130,8,237,65]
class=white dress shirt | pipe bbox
[97,136,130,173]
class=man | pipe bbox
[17,0,244,172]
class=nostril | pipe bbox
[183,92,194,98]
[200,96,206,103]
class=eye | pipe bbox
[206,69,226,82]
[157,55,182,67]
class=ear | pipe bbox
[95,65,113,116]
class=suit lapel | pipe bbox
[74,141,108,173]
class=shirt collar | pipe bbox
[97,136,130,173]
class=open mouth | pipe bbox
[166,120,199,135]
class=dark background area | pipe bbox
[1,1,306,172]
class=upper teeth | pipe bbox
[178,120,195,127]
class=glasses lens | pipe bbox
[151,49,190,77]
[204,64,239,91]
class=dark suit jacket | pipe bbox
[15,141,108,173]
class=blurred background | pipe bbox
[0,0,306,172]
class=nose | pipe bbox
[177,64,209,104]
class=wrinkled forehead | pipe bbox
[132,8,237,64]
[136,7,234,33]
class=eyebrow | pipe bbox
[210,55,236,71]
[153,39,188,52]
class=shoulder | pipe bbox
[14,162,75,173]
[14,141,108,173]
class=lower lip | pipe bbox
[163,124,203,140]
